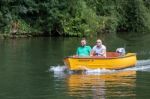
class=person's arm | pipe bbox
[100,46,106,57]
[100,49,106,55]
[90,46,95,56]
[76,47,79,56]
[88,46,92,56]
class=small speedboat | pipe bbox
[64,52,137,70]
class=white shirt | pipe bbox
[92,45,106,57]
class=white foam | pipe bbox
[124,65,150,71]
[136,59,150,66]
[49,65,67,72]
[49,65,68,78]
[84,68,116,75]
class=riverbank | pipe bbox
[0,33,51,39]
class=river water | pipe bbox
[0,33,150,99]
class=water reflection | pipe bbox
[67,70,136,99]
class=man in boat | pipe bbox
[91,39,106,57]
[76,38,91,56]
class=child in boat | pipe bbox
[91,39,106,57]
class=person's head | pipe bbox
[96,39,102,47]
[80,38,86,46]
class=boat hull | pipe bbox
[64,53,137,70]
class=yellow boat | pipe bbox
[64,52,137,70]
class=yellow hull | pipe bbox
[64,53,137,70]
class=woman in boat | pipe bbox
[91,39,106,57]
[76,38,91,56]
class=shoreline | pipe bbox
[0,33,51,39]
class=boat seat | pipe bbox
[106,52,120,58]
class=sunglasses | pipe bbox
[96,42,101,43]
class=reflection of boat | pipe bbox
[68,70,136,98]
[64,52,137,70]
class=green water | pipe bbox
[0,33,150,99]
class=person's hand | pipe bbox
[72,55,77,57]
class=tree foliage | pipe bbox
[0,0,150,36]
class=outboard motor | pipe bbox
[116,48,126,56]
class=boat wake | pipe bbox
[50,65,67,72]
[49,59,150,75]
[125,59,150,71]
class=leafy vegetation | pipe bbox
[0,0,150,37]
